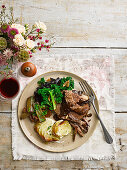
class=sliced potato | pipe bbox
[52,120,72,138]
[35,118,60,142]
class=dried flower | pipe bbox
[28,51,32,54]
[0,37,7,50]
[13,34,25,46]
[35,21,47,32]
[24,39,35,49]
[3,49,13,59]
[0,54,7,66]
[11,45,19,52]
[41,44,44,47]
[8,28,19,39]
[0,29,3,35]
[1,24,10,33]
[0,5,54,75]
[2,5,5,8]
[45,39,49,43]
[11,24,25,34]
[36,29,40,32]
[17,49,30,62]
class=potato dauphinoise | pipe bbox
[34,118,71,142]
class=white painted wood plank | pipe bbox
[1,0,127,47]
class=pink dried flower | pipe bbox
[2,5,5,8]
[11,45,19,52]
[41,44,44,47]
[36,29,40,32]
[28,51,32,54]
[0,54,3,60]
[3,49,13,59]
[46,45,50,48]
[45,39,49,43]
[0,55,7,66]
[13,52,19,59]
[8,28,19,39]
[1,24,10,33]
[28,36,33,40]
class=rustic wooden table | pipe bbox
[0,0,127,169]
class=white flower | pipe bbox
[25,39,35,49]
[3,49,13,59]
[13,34,25,46]
[35,21,47,32]
[11,24,26,34]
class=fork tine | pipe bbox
[83,81,91,94]
[83,80,94,96]
[79,82,85,92]
[79,82,89,95]
[81,82,89,95]
[81,81,90,95]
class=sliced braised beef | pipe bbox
[68,112,84,120]
[68,112,87,126]
[70,103,90,115]
[64,90,80,107]
[64,90,90,115]
[70,122,84,137]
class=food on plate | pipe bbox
[52,120,72,138]
[35,118,71,142]
[26,96,35,113]
[64,90,89,114]
[53,90,91,140]
[21,76,92,142]
[35,118,60,142]
[20,107,30,120]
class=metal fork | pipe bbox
[79,81,113,144]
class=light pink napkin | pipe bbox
[12,54,116,160]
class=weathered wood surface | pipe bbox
[0,0,127,169]
[1,0,127,47]
[0,113,127,169]
[0,48,127,112]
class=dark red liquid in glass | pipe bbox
[0,78,19,98]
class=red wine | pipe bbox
[0,78,19,98]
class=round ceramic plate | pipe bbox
[18,71,99,152]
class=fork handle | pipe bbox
[92,103,113,144]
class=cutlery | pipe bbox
[79,81,113,144]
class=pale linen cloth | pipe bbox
[12,54,116,160]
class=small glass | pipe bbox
[0,77,20,101]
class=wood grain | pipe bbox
[1,0,127,47]
[0,113,127,169]
[0,48,127,112]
